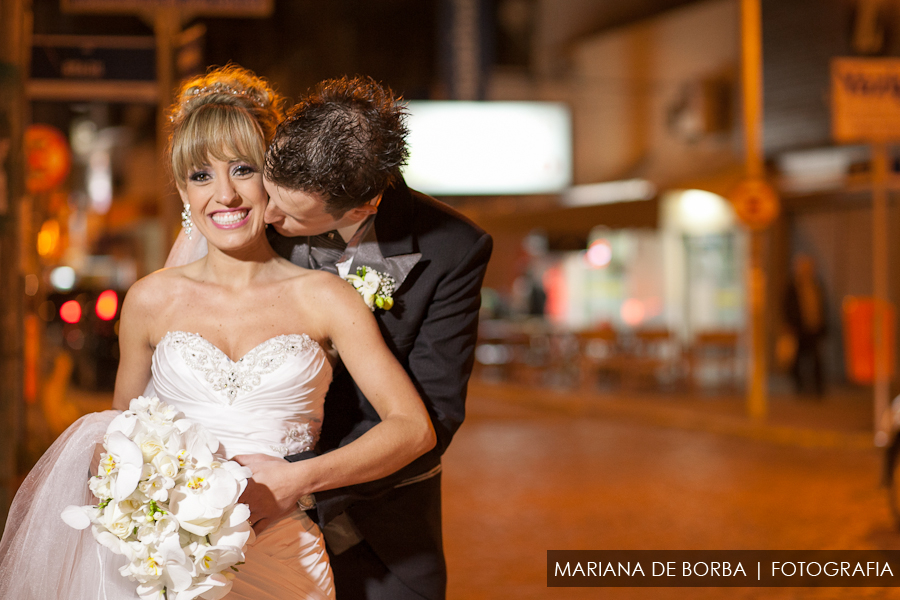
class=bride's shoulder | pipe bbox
[283,266,366,311]
[122,268,192,314]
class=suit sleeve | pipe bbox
[404,231,493,454]
[307,232,493,522]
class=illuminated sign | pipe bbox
[832,57,900,142]
[403,101,572,196]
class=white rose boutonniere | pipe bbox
[343,266,396,311]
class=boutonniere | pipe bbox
[344,266,396,311]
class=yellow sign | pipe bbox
[832,58,900,142]
[730,178,779,230]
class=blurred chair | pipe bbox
[688,330,741,390]
[622,328,685,390]
[577,326,626,390]
[475,319,549,384]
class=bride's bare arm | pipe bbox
[307,274,436,482]
[235,273,435,530]
[112,279,156,410]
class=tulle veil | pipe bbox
[0,411,141,599]
[0,228,208,599]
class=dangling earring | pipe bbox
[181,204,193,239]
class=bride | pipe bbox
[0,65,435,600]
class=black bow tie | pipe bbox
[307,231,346,274]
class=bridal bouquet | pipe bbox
[62,397,254,600]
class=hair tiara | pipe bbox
[169,82,266,123]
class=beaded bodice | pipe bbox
[149,331,331,459]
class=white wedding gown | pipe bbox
[0,330,335,600]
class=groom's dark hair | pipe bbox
[265,75,409,216]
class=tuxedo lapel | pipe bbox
[337,179,421,291]
[374,179,416,258]
[337,224,421,290]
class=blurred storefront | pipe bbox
[469,0,750,390]
[469,0,900,398]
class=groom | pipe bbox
[248,75,492,599]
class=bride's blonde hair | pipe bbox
[168,64,285,188]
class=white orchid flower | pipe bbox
[61,504,100,530]
[136,510,179,546]
[171,572,233,600]
[93,525,136,559]
[108,410,139,439]
[218,460,252,495]
[136,580,166,600]
[168,466,242,536]
[192,545,244,576]
[175,421,219,467]
[89,474,114,499]
[157,531,196,593]
[119,548,166,585]
[207,503,254,549]
[139,466,176,502]
[106,431,144,501]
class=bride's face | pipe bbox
[179,155,268,251]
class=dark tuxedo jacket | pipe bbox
[269,178,492,598]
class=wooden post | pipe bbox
[153,7,181,247]
[0,0,29,528]
[872,141,891,446]
[741,0,768,419]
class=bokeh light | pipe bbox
[59,300,81,324]
[37,220,60,257]
[584,239,613,268]
[95,290,118,321]
[50,266,76,291]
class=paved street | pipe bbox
[443,383,900,600]
[27,380,900,599]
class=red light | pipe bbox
[585,239,612,268]
[60,300,82,324]
[95,290,118,321]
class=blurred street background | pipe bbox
[5,0,900,598]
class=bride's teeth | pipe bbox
[211,210,248,224]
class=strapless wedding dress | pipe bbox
[0,331,335,600]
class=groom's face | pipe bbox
[263,178,350,237]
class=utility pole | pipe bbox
[739,0,770,420]
[0,0,30,528]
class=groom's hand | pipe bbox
[233,453,304,534]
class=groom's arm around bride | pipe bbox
[241,75,492,600]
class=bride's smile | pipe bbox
[210,207,250,228]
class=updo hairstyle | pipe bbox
[168,64,285,189]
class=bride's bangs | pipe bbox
[173,104,266,186]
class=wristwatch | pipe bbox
[297,494,316,510]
